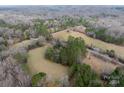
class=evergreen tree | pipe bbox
[69,63,102,87]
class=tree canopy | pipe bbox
[108,67,124,87]
[45,36,87,66]
[69,63,102,87]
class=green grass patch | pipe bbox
[31,72,46,87]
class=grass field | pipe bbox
[52,30,124,60]
[27,44,69,80]
[83,53,118,74]
[13,39,68,79]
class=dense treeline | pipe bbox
[86,27,124,45]
[0,19,30,31]
[46,16,89,32]
[0,19,32,44]
[59,16,88,29]
[69,63,102,87]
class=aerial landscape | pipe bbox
[0,5,124,87]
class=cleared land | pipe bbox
[52,29,124,60]
[27,44,68,80]
[83,53,118,74]
[13,39,69,80]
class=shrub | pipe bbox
[28,40,38,50]
[37,36,46,46]
[45,47,60,63]
[21,63,29,72]
[0,37,5,44]
[23,31,30,40]
[106,50,115,58]
[11,23,30,31]
[31,72,46,87]
[0,37,7,46]
[107,67,124,87]
[28,38,45,50]
[45,34,53,41]
[0,44,7,52]
[59,76,69,86]
[79,17,90,27]
[0,19,7,27]
[14,52,28,63]
[45,48,54,61]
[69,63,102,87]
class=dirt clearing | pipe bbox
[27,44,68,80]
[83,53,118,74]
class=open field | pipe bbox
[83,53,118,74]
[13,40,69,80]
[52,30,124,60]
[27,44,69,80]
